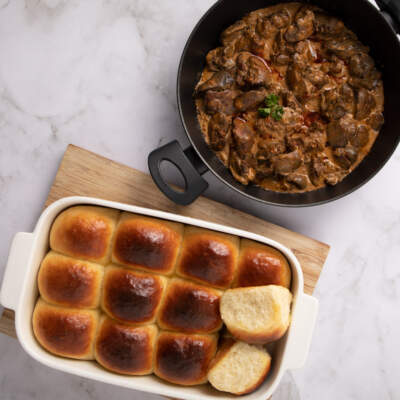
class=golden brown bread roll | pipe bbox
[50,206,119,265]
[154,331,218,385]
[95,316,157,375]
[176,226,239,289]
[32,298,99,359]
[220,285,292,344]
[38,251,103,309]
[37,208,293,387]
[112,212,183,275]
[157,278,222,334]
[234,239,291,289]
[207,338,271,395]
[101,265,167,324]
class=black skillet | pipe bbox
[148,0,400,206]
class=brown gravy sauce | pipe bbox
[195,2,384,193]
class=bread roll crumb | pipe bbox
[220,285,292,344]
[208,338,271,395]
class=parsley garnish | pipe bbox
[265,93,279,107]
[258,107,271,117]
[271,106,284,120]
[258,94,284,121]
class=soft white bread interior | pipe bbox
[207,338,271,395]
[220,285,292,344]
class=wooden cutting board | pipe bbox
[0,143,329,341]
[0,144,329,399]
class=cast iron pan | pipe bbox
[148,0,400,206]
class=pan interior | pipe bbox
[177,0,400,206]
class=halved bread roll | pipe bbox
[207,338,271,395]
[220,285,292,344]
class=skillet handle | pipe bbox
[148,140,209,205]
[376,0,400,33]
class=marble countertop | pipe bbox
[0,1,399,399]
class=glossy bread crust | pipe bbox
[38,251,104,309]
[35,204,295,391]
[50,206,119,265]
[234,239,291,288]
[241,367,271,395]
[32,298,99,360]
[112,213,183,275]
[207,337,236,371]
[101,265,167,324]
[157,278,222,334]
[176,226,239,289]
[154,331,218,385]
[95,316,157,375]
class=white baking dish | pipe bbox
[0,196,318,400]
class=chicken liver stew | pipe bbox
[195,2,384,193]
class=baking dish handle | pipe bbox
[0,232,35,311]
[285,294,319,370]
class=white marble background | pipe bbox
[0,1,399,399]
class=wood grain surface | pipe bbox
[0,145,329,398]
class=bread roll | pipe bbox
[38,251,103,309]
[154,331,218,385]
[95,316,157,375]
[207,338,271,395]
[101,265,167,324]
[176,226,239,289]
[50,206,119,265]
[112,212,183,275]
[220,285,292,344]
[157,278,222,334]
[32,298,99,359]
[234,239,291,289]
